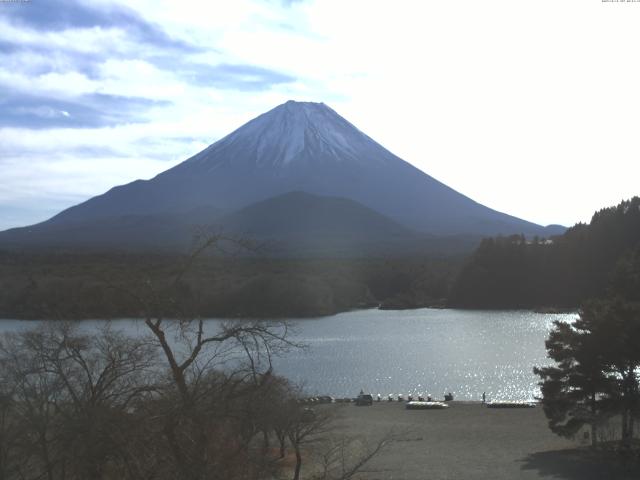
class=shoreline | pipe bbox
[0,305,579,322]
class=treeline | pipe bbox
[4,197,638,317]
[450,197,640,309]
[535,244,640,449]
[0,251,461,319]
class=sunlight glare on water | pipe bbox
[272,308,576,401]
[0,308,577,401]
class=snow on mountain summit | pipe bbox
[33,100,553,238]
[180,100,394,171]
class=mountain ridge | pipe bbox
[1,100,564,252]
[0,192,469,256]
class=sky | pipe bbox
[0,0,639,231]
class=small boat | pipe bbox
[486,400,536,409]
[406,401,449,410]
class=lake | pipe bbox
[0,308,576,401]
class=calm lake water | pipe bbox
[0,308,577,401]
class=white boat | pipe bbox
[486,400,536,409]
[405,401,449,410]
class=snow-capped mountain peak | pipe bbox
[181,100,391,171]
[29,100,554,239]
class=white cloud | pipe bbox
[1,0,640,229]
[0,19,128,54]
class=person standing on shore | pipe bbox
[482,392,486,404]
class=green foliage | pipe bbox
[451,197,640,309]
[610,246,640,302]
[535,217,640,446]
[535,297,640,446]
[534,306,614,443]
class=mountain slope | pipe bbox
[35,101,556,237]
[0,191,484,256]
[221,191,414,239]
[0,101,564,254]
[0,206,224,251]
[217,191,423,256]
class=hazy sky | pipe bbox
[1,0,639,231]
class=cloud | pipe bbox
[0,91,171,128]
[0,0,305,230]
[167,62,296,91]
[0,0,197,52]
[0,9,297,95]
[4,0,635,231]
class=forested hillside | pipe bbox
[449,197,640,308]
[0,252,460,319]
[4,197,638,318]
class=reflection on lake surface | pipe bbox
[0,308,577,401]
[277,309,578,401]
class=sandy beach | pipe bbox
[323,402,640,480]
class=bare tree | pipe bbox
[312,430,401,480]
[0,233,397,480]
[0,366,20,480]
[113,234,300,479]
[287,405,335,480]
[278,400,402,480]
[0,322,158,480]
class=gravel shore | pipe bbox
[327,401,640,480]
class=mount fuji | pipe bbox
[0,100,563,253]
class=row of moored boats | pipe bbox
[300,394,536,409]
